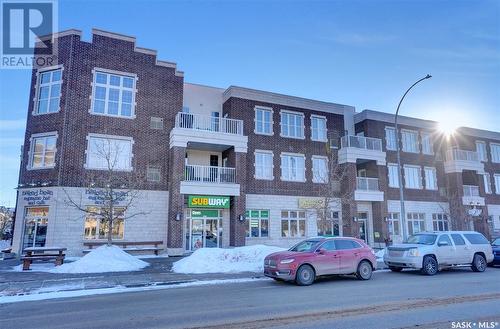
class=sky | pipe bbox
[0,0,499,207]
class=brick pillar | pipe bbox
[340,163,358,237]
[224,149,247,246]
[446,172,466,231]
[167,146,186,255]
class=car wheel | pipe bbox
[389,266,403,272]
[421,256,438,276]
[295,265,315,286]
[356,260,373,280]
[471,254,487,272]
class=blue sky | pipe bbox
[0,0,499,206]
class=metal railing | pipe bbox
[175,112,243,135]
[446,149,479,162]
[356,177,380,191]
[341,135,382,151]
[184,165,236,184]
[463,185,480,197]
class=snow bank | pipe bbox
[172,245,286,274]
[375,248,385,260]
[50,245,149,273]
[0,240,10,251]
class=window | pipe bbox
[401,130,419,153]
[35,68,62,114]
[385,127,397,150]
[387,212,400,236]
[317,211,340,237]
[86,135,133,171]
[387,163,400,188]
[335,239,362,250]
[463,233,489,245]
[280,111,304,139]
[84,207,125,240]
[494,174,500,195]
[437,234,452,246]
[147,166,161,182]
[91,70,136,118]
[451,234,465,246]
[254,151,273,180]
[407,213,425,235]
[312,156,328,183]
[281,210,306,237]
[254,107,273,135]
[491,143,500,163]
[476,141,487,162]
[319,240,336,251]
[483,173,492,194]
[404,165,422,189]
[421,132,433,155]
[29,133,57,169]
[424,167,438,190]
[246,210,269,238]
[432,213,449,231]
[281,154,305,182]
[311,115,327,141]
[150,117,164,130]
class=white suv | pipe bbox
[383,231,494,275]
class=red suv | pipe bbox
[264,237,377,285]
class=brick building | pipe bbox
[12,29,500,256]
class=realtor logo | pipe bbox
[1,0,58,69]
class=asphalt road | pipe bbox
[1,268,499,329]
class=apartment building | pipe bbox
[12,29,500,256]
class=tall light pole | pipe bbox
[395,74,432,241]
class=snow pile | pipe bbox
[50,245,149,273]
[172,245,286,274]
[375,249,385,260]
[0,240,10,251]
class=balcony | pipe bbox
[170,112,248,152]
[462,185,485,206]
[338,135,386,165]
[180,165,240,196]
[354,177,384,202]
[444,149,484,174]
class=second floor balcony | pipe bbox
[338,135,386,166]
[462,184,485,206]
[354,177,384,201]
[180,164,240,196]
[444,148,484,174]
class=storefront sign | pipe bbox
[188,195,230,208]
[21,189,53,206]
[191,209,220,218]
[298,198,325,209]
[85,188,128,205]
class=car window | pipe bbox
[406,234,437,245]
[492,238,500,246]
[335,239,357,250]
[451,234,465,246]
[437,234,452,246]
[319,240,336,251]
[289,239,322,252]
[464,233,489,245]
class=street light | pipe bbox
[395,74,432,242]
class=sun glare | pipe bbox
[438,120,458,137]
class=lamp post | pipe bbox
[395,74,432,242]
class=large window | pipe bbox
[385,127,397,150]
[29,133,57,169]
[312,156,328,183]
[317,211,340,237]
[494,174,500,195]
[254,151,273,180]
[432,213,449,231]
[246,210,269,238]
[401,130,419,153]
[491,143,500,163]
[404,165,422,189]
[387,163,400,188]
[281,210,306,237]
[407,213,425,235]
[311,115,327,141]
[424,167,437,190]
[476,141,487,162]
[85,135,133,171]
[254,107,273,135]
[281,153,305,182]
[147,165,161,182]
[483,173,492,194]
[421,132,433,155]
[84,207,125,240]
[35,68,62,114]
[387,212,400,236]
[92,70,136,118]
[280,111,304,139]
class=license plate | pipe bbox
[389,250,404,257]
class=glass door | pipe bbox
[204,219,219,248]
[22,207,49,250]
[191,218,204,251]
[188,209,222,251]
[358,212,368,243]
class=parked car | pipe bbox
[263,237,377,286]
[383,231,494,275]
[489,237,500,266]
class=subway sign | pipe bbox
[188,195,230,208]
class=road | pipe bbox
[1,268,499,329]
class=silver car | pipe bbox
[383,231,494,275]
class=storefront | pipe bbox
[22,207,49,251]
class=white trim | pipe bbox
[403,164,422,189]
[420,131,434,155]
[92,28,136,43]
[310,114,328,142]
[84,133,134,172]
[280,109,305,140]
[475,141,487,162]
[384,126,397,151]
[32,66,64,116]
[401,129,419,153]
[491,143,500,163]
[27,131,59,170]
[423,166,438,190]
[494,174,500,195]
[254,106,274,136]
[280,152,306,182]
[311,155,329,184]
[254,150,274,180]
[387,163,400,188]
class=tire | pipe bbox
[295,265,315,286]
[356,260,373,280]
[421,256,438,276]
[471,254,487,272]
[389,266,403,272]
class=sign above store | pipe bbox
[188,195,230,209]
[298,198,325,209]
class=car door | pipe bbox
[436,234,454,265]
[334,239,358,274]
[314,240,340,275]
[450,233,472,264]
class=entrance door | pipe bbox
[189,209,222,251]
[204,219,219,248]
[22,207,49,251]
[358,212,368,243]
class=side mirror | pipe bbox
[317,249,326,254]
[438,241,449,247]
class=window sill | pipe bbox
[254,176,274,181]
[84,165,133,172]
[281,178,307,183]
[32,110,61,116]
[280,134,305,140]
[27,165,56,171]
[89,111,136,120]
[311,139,328,143]
[254,131,274,136]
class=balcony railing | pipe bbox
[446,149,479,162]
[341,135,382,151]
[175,112,243,135]
[184,165,236,184]
[356,177,380,191]
[463,185,480,197]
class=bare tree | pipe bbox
[438,189,472,231]
[0,206,13,240]
[63,138,149,246]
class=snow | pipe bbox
[172,245,286,274]
[0,240,10,251]
[375,248,386,260]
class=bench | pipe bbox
[83,241,164,255]
[22,247,67,271]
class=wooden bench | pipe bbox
[22,247,67,271]
[83,241,164,255]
